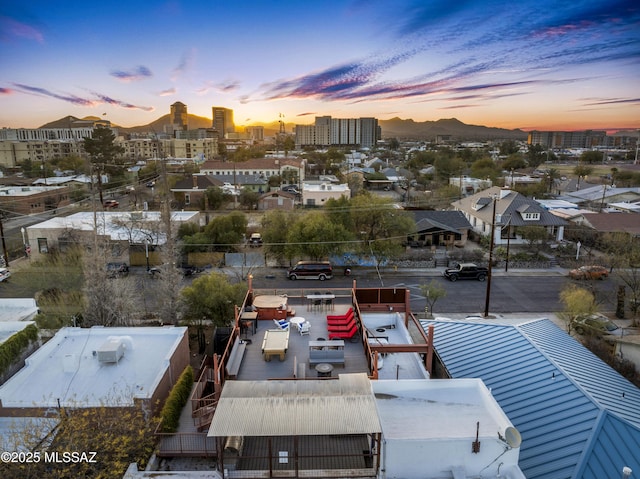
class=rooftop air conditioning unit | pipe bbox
[96,337,126,363]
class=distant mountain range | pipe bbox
[41,114,530,141]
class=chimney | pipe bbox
[192,175,198,189]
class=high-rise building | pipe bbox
[294,116,379,148]
[212,107,235,138]
[170,102,188,132]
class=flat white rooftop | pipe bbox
[27,211,199,244]
[0,321,35,345]
[372,378,512,440]
[0,298,39,321]
[0,326,187,409]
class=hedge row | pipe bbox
[160,365,194,433]
[0,324,39,377]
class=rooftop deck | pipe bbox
[160,285,432,468]
[235,288,429,381]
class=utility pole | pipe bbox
[484,196,497,317]
[0,213,9,267]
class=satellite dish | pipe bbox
[504,427,522,448]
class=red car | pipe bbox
[103,199,119,209]
[569,265,609,280]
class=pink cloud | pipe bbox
[0,16,44,43]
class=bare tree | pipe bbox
[82,239,141,326]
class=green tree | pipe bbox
[526,143,547,167]
[419,280,447,318]
[177,222,200,239]
[202,187,229,210]
[324,196,352,232]
[181,272,248,328]
[388,138,400,150]
[499,140,519,155]
[560,284,598,332]
[238,188,260,210]
[204,211,247,251]
[349,193,414,265]
[470,158,500,181]
[573,164,594,189]
[53,154,86,175]
[262,210,294,264]
[285,211,353,260]
[83,126,125,205]
[501,155,527,172]
[434,157,465,183]
[519,225,548,252]
[579,150,605,164]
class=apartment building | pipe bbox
[294,116,380,149]
[528,129,638,149]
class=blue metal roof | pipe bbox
[422,318,640,479]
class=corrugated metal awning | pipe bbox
[208,373,382,437]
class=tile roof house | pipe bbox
[452,186,567,245]
[421,317,640,479]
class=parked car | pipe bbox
[249,233,263,247]
[287,261,333,281]
[145,180,156,187]
[0,268,11,282]
[103,199,119,209]
[443,263,488,282]
[106,262,129,278]
[281,185,300,195]
[571,313,622,337]
[568,265,609,280]
[181,265,203,276]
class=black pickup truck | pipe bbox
[443,263,488,282]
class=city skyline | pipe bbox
[1,0,639,132]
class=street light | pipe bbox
[484,195,498,318]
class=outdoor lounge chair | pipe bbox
[298,321,311,336]
[327,318,356,332]
[329,323,358,341]
[326,307,353,321]
[327,311,354,326]
[273,319,290,331]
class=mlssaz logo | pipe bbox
[44,451,98,463]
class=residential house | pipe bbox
[256,190,296,211]
[301,182,350,206]
[422,317,640,479]
[579,212,640,237]
[25,210,200,263]
[0,185,71,215]
[200,157,305,185]
[408,210,472,248]
[560,185,640,210]
[171,174,224,209]
[449,176,493,197]
[452,186,567,245]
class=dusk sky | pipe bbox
[1,0,639,132]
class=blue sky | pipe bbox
[1,0,639,132]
